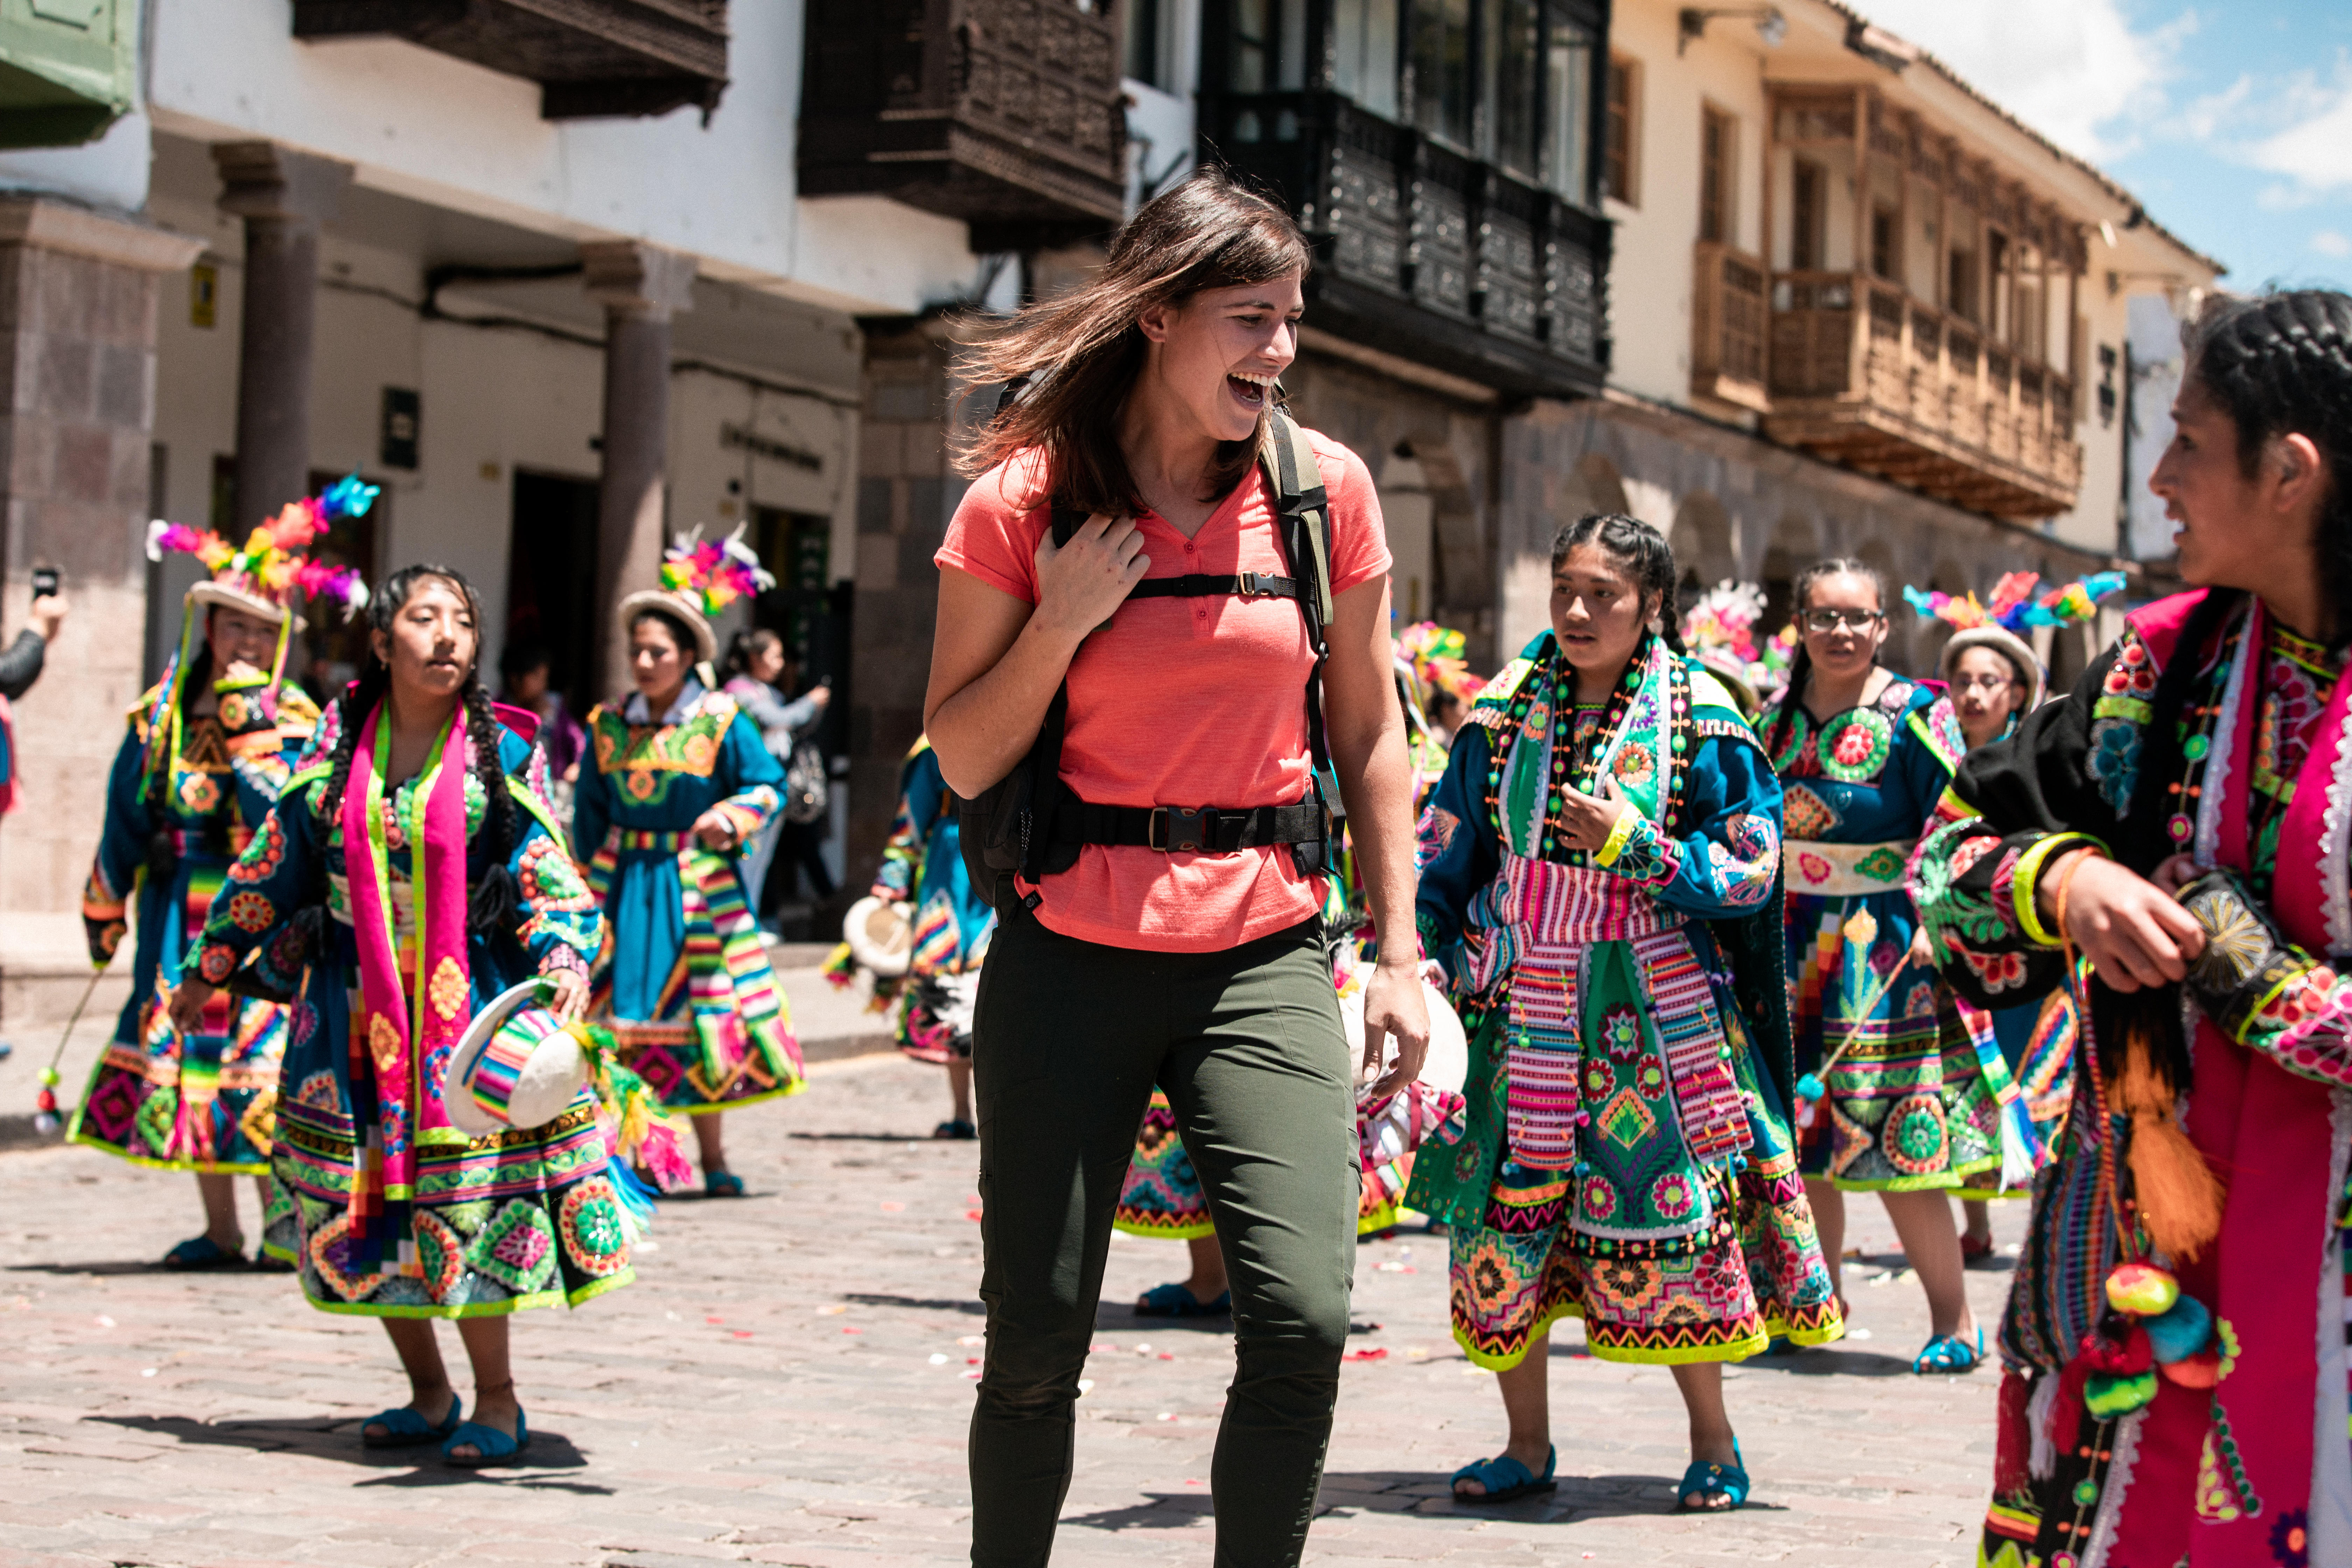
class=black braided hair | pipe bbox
[1764,556,1889,752]
[1549,512,1685,654]
[317,563,520,937]
[2180,289,2352,644]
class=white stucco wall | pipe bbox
[139,0,979,317]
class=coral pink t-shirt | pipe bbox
[936,431,1391,953]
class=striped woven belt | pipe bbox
[1784,839,1914,898]
[614,828,691,853]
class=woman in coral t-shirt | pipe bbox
[926,169,1429,1566]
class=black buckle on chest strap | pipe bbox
[1149,805,1211,852]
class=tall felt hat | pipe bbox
[841,894,913,977]
[442,978,593,1135]
[139,474,376,790]
[620,523,776,666]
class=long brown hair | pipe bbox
[952,166,1312,518]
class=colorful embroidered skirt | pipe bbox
[1448,1044,1842,1368]
[1959,989,2078,1202]
[897,971,978,1065]
[262,1082,633,1318]
[1788,888,2001,1190]
[592,839,807,1113]
[71,985,288,1176]
[1114,1091,1415,1240]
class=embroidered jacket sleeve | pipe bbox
[511,786,600,977]
[877,749,941,898]
[713,708,785,840]
[1912,651,2124,1010]
[221,682,313,838]
[83,724,150,965]
[2175,868,2352,1088]
[1603,729,1783,919]
[188,780,321,989]
[1414,723,1502,981]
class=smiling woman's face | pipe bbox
[371,576,476,704]
[1136,273,1305,448]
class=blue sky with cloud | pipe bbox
[1847,0,2352,289]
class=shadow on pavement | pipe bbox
[7,1259,182,1277]
[91,1413,603,1486]
[842,1291,985,1315]
[1742,1343,1930,1376]
[1316,1469,1788,1521]
[1062,1490,1218,1530]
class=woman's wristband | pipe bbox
[2050,848,2107,948]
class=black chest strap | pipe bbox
[1124,571,1301,603]
[1050,799,1328,854]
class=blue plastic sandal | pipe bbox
[361,1396,462,1449]
[705,1170,745,1198]
[1676,1440,1750,1512]
[1914,1326,1986,1374]
[1451,1445,1558,1504]
[1135,1281,1231,1317]
[443,1408,529,1468]
[161,1235,244,1270]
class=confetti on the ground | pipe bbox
[1184,1478,1202,1486]
[706,1315,724,1324]
[1134,1342,1152,1354]
[1157,1352,1175,1360]
[1406,1347,1429,1360]
[841,1327,863,1335]
[961,1370,982,1380]
[817,1304,846,1315]
[1344,1347,1389,1362]
[1157,1412,1175,1422]
[139,1368,155,1377]
[1077,1379,1094,1393]
[958,1335,984,1347]
[966,1209,984,1221]
[929,1353,949,1365]
[966,1357,980,1365]
[95,1316,114,1328]
[732,1330,753,1339]
[880,1201,906,1212]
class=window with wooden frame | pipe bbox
[1948,245,1978,323]
[1603,54,1638,205]
[1790,158,1826,271]
[1698,105,1735,244]
[1870,205,1897,280]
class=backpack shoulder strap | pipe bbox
[1258,408,1334,625]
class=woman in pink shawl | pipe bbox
[1912,290,2352,1565]
[171,564,613,1468]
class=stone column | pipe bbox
[211,142,351,528]
[582,241,696,698]
[0,198,201,919]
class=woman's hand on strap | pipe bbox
[691,807,740,851]
[2039,849,2205,991]
[168,978,216,1036]
[1362,960,1433,1100]
[1030,513,1149,642]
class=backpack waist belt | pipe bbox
[1051,799,1328,854]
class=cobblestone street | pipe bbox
[2,1052,2018,1567]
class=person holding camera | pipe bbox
[925,167,1428,1566]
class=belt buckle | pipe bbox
[1149,805,1211,853]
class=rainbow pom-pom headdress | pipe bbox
[658,524,776,618]
[1902,570,2124,635]
[146,471,376,629]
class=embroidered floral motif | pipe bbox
[225,890,276,932]
[177,772,221,814]
[368,1013,403,1073]
[429,956,468,1022]
[1818,709,1894,784]
[1782,783,1837,840]
[2089,718,2143,812]
[1650,1171,1696,1220]
[198,942,237,984]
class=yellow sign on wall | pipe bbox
[189,264,216,329]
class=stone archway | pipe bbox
[1378,446,1436,625]
[1758,513,1820,643]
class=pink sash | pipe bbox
[341,702,471,1273]
[2113,595,2344,1563]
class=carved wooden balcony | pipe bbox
[291,0,728,121]
[1762,270,2081,519]
[1690,239,1768,413]
[1206,91,1609,401]
[798,0,1127,240]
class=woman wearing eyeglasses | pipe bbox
[1761,558,1997,1374]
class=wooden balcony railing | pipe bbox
[292,0,729,120]
[1690,240,1768,413]
[799,0,1127,239]
[1762,270,2081,519]
[1204,91,1610,401]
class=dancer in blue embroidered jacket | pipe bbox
[170,565,618,1466]
[575,556,805,1198]
[70,498,347,1268]
[1408,514,1839,1514]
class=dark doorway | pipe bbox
[751,507,851,758]
[507,470,602,716]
